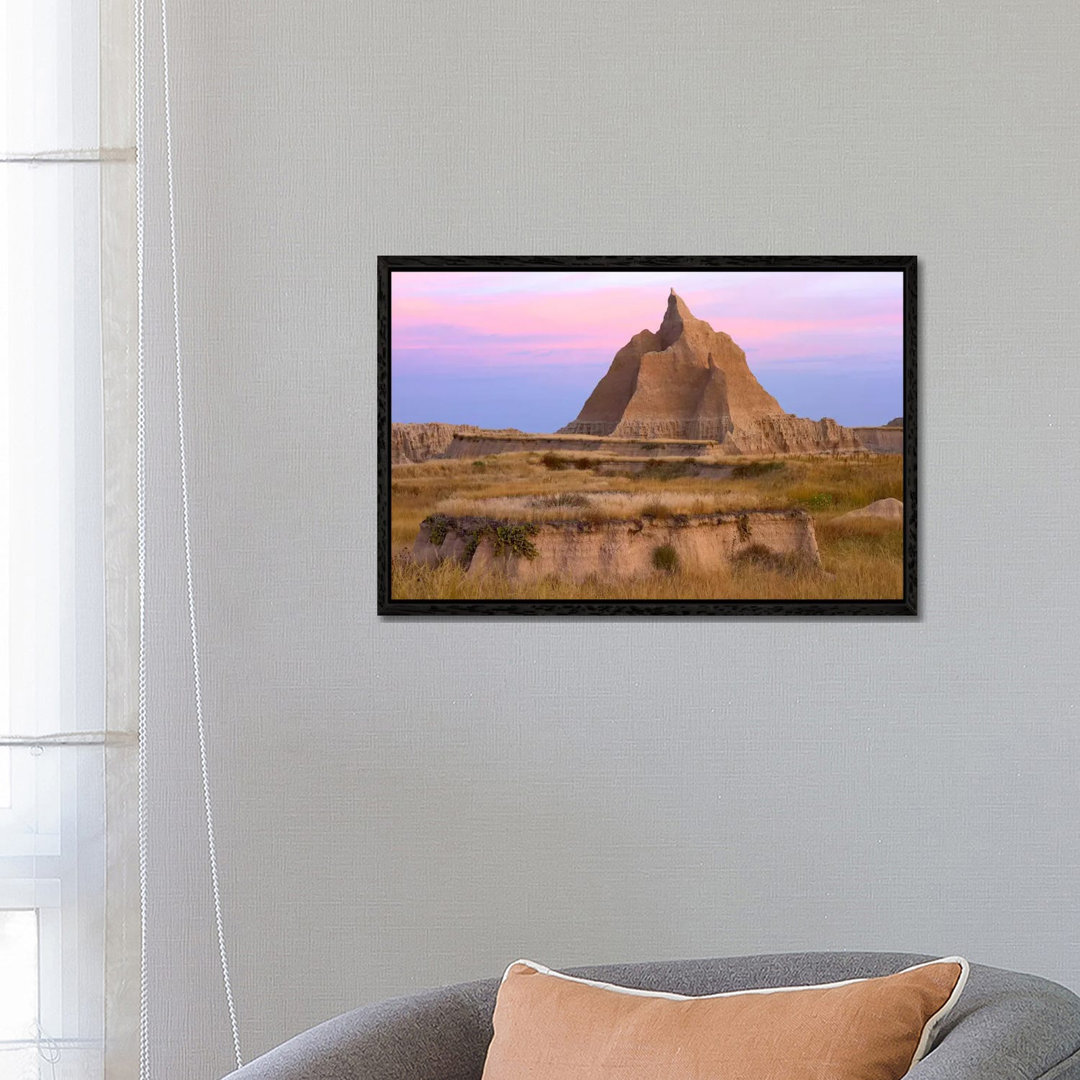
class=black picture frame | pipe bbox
[378,255,916,617]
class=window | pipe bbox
[2,2,111,1077]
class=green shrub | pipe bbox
[804,492,834,510]
[426,515,451,546]
[491,523,540,560]
[461,520,540,563]
[651,544,679,573]
[574,457,593,470]
[541,452,568,470]
[471,459,487,471]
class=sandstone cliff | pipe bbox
[723,416,864,456]
[851,425,903,454]
[391,423,524,464]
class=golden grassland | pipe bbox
[390,451,904,601]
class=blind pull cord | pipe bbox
[134,0,151,1071]
[135,0,244,1072]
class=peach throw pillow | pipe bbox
[481,957,968,1080]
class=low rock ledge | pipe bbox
[412,510,821,583]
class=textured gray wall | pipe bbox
[140,2,1080,1077]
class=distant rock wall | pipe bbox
[852,426,904,454]
[722,417,865,456]
[406,424,877,462]
[443,433,718,459]
[412,510,820,583]
[391,423,524,464]
[392,423,467,464]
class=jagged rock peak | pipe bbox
[558,288,787,439]
[658,289,698,346]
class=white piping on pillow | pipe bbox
[502,956,970,1069]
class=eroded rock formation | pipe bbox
[559,290,862,453]
[851,425,903,454]
[560,290,784,440]
[391,423,524,464]
[724,416,863,455]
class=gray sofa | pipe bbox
[224,952,1080,1079]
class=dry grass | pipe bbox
[430,490,724,523]
[390,451,904,600]
[391,539,901,601]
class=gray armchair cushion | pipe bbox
[223,952,1080,1080]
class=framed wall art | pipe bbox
[378,256,916,616]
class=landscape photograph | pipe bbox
[379,259,915,615]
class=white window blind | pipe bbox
[1,2,112,1078]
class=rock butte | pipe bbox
[558,289,863,453]
[412,510,821,583]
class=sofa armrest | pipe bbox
[221,980,496,1080]
[909,967,1080,1080]
[221,959,1080,1080]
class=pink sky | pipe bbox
[390,270,904,430]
